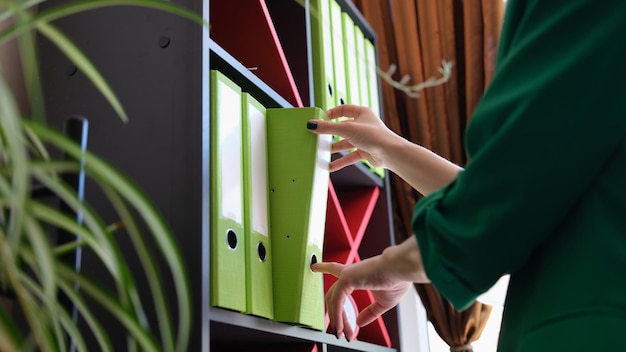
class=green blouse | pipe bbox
[412,0,626,350]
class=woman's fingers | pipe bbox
[311,261,344,277]
[330,151,363,172]
[326,104,374,120]
[313,262,355,339]
[307,104,377,139]
[342,309,355,341]
[306,118,352,139]
[356,300,388,328]
[325,284,352,340]
[331,138,355,153]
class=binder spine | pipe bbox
[209,70,246,312]
[267,107,331,330]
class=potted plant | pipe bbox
[0,1,204,351]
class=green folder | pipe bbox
[330,0,347,106]
[242,93,274,319]
[355,22,370,110]
[365,38,381,117]
[310,0,336,111]
[266,107,332,331]
[209,70,246,312]
[363,39,386,179]
[342,11,360,105]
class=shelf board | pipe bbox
[209,39,293,109]
[209,307,396,352]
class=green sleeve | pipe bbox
[412,0,626,311]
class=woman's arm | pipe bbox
[308,104,462,196]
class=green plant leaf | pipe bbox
[0,0,45,24]
[0,0,206,124]
[30,168,123,281]
[28,165,151,326]
[34,0,206,27]
[23,215,57,307]
[19,273,88,352]
[101,184,175,351]
[1,0,202,349]
[26,200,125,351]
[56,278,113,352]
[55,264,161,351]
[29,168,148,348]
[13,6,47,123]
[26,121,192,352]
[0,69,29,254]
[34,21,129,123]
[27,198,105,260]
[23,123,53,161]
[0,228,56,352]
[0,0,206,47]
[0,302,23,352]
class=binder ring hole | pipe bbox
[291,178,296,183]
[340,98,346,105]
[310,254,318,270]
[257,242,267,262]
[328,84,333,97]
[226,229,238,250]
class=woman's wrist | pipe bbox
[381,237,430,283]
[382,136,463,196]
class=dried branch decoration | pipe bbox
[379,60,454,98]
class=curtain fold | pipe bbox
[352,1,504,350]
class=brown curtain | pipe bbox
[352,0,504,350]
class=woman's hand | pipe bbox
[307,104,401,172]
[312,237,428,341]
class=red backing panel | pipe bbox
[322,249,351,269]
[337,186,380,248]
[210,0,303,107]
[325,181,353,251]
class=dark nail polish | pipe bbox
[306,121,318,130]
[334,332,339,339]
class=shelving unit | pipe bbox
[36,0,400,351]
